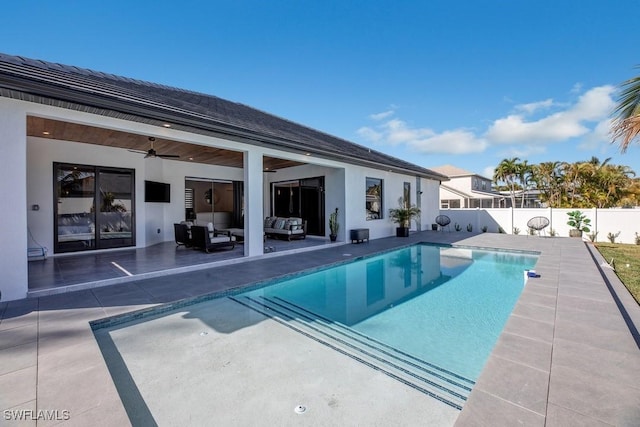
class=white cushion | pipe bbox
[209,236,228,244]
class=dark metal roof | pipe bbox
[0,53,447,180]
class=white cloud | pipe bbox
[357,116,486,154]
[356,126,383,142]
[407,130,487,155]
[485,85,615,144]
[497,145,547,158]
[515,99,554,114]
[369,110,395,121]
[578,118,612,150]
[357,85,615,159]
[382,119,435,145]
[571,82,583,94]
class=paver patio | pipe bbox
[1,231,639,426]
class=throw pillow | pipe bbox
[263,217,272,228]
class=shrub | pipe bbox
[454,223,461,231]
[607,231,621,243]
[549,228,557,237]
[636,232,640,245]
[498,226,505,234]
[513,227,520,235]
[587,231,599,242]
[467,224,473,232]
[481,225,488,232]
[567,210,591,233]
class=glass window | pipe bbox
[403,182,411,207]
[366,177,383,220]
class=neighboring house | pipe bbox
[430,165,504,208]
[0,53,447,301]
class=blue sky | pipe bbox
[2,1,640,178]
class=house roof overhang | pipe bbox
[0,53,448,181]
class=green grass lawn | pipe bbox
[595,243,640,305]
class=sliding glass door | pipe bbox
[54,163,135,253]
[271,176,325,236]
[97,169,134,249]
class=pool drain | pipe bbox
[294,405,307,414]
[199,331,208,336]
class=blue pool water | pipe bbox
[239,244,537,381]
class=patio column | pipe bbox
[243,149,264,257]
[0,99,28,301]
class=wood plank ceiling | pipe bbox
[27,116,305,171]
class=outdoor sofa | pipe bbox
[264,217,307,240]
[174,222,236,252]
[190,225,236,252]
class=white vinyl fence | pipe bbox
[437,208,640,244]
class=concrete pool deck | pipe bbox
[1,231,639,425]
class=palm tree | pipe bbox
[601,164,635,207]
[577,157,613,207]
[493,157,521,208]
[531,161,563,207]
[612,68,640,153]
[517,160,533,208]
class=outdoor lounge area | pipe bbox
[173,223,236,252]
[6,231,640,426]
[1,53,446,303]
[27,235,334,296]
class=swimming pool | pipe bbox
[232,244,538,408]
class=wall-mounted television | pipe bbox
[145,180,171,203]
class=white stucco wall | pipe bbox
[444,176,473,194]
[440,207,640,242]
[420,178,441,230]
[344,166,435,240]
[2,96,443,301]
[0,99,28,301]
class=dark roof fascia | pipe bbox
[0,65,447,181]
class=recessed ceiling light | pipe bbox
[305,152,311,156]
[42,131,50,135]
[163,123,171,128]
[189,157,194,161]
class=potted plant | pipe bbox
[329,207,339,242]
[567,210,591,237]
[388,197,421,237]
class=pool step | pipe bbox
[229,295,473,410]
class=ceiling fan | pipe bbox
[130,137,180,159]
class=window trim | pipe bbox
[366,177,384,221]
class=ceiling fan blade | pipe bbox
[128,149,148,154]
[157,154,180,158]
